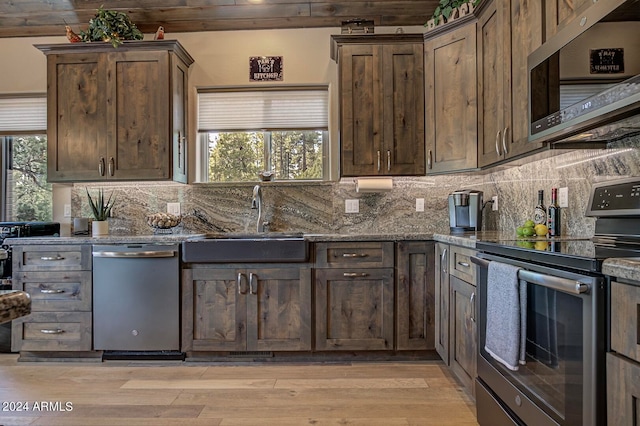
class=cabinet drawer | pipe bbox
[13,245,91,271]
[12,312,92,351]
[611,280,640,362]
[13,271,92,312]
[449,245,476,284]
[315,242,394,268]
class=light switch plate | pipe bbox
[558,187,569,208]
[64,204,71,217]
[416,198,425,212]
[492,196,498,211]
[345,199,359,214]
[167,202,181,216]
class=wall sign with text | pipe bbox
[590,48,624,74]
[250,56,283,81]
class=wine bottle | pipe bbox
[547,187,561,237]
[534,190,546,225]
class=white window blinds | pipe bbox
[0,96,47,134]
[198,87,328,132]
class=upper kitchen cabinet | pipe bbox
[545,0,595,40]
[477,0,545,167]
[424,15,478,174]
[331,35,425,177]
[36,41,193,183]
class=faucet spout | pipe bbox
[251,185,267,233]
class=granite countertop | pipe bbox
[602,258,640,282]
[0,290,31,324]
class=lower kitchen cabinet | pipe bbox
[182,265,312,353]
[435,242,450,363]
[315,268,394,351]
[396,241,435,350]
[449,275,477,394]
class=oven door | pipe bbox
[473,254,606,426]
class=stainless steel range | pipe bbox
[473,177,640,426]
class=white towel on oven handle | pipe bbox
[484,261,527,371]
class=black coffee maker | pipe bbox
[448,190,483,233]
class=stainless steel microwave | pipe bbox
[528,0,640,144]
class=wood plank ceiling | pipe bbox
[0,0,439,38]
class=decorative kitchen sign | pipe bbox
[250,56,283,81]
[590,48,624,74]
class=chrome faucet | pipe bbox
[251,184,269,233]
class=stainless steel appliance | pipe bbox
[528,0,640,144]
[92,244,181,358]
[473,176,640,426]
[448,189,483,233]
[0,221,60,352]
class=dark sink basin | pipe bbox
[182,233,308,263]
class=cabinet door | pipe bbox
[607,353,640,426]
[425,23,477,174]
[106,50,171,180]
[47,53,107,182]
[434,243,450,364]
[382,43,425,175]
[246,267,312,351]
[340,44,383,177]
[545,0,593,40]
[477,0,508,167]
[396,241,435,350]
[172,56,189,183]
[183,268,247,352]
[449,275,477,394]
[315,268,394,350]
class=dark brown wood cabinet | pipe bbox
[314,241,395,350]
[396,241,435,350]
[545,0,594,40]
[37,41,193,183]
[434,242,450,363]
[332,35,425,177]
[477,0,545,168]
[424,16,478,174]
[182,265,312,353]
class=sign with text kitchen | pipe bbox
[250,56,283,81]
[590,48,624,74]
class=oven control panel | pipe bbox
[586,177,640,216]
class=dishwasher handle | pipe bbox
[92,250,177,258]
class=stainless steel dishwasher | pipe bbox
[92,244,180,355]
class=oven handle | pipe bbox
[470,256,590,295]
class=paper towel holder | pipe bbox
[354,177,393,193]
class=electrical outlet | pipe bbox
[559,187,569,208]
[492,196,498,211]
[416,198,425,212]
[167,202,181,216]
[64,204,71,217]
[345,199,359,214]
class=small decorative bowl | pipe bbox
[146,212,181,233]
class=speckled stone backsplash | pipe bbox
[72,135,640,237]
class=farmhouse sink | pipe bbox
[182,233,308,263]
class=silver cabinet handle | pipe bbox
[377,150,381,172]
[40,329,64,334]
[457,261,470,268]
[237,272,247,295]
[470,292,476,323]
[495,130,501,156]
[179,132,187,172]
[98,157,105,176]
[40,256,64,261]
[386,150,391,172]
[502,126,509,155]
[108,157,115,176]
[40,289,65,294]
[342,253,368,258]
[427,149,432,169]
[441,248,448,274]
[249,273,257,295]
[343,272,368,277]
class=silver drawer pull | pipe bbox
[343,272,368,277]
[40,329,65,334]
[40,256,65,261]
[458,261,470,268]
[342,253,368,258]
[40,289,65,294]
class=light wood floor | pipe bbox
[0,354,478,426]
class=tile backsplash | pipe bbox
[72,136,640,237]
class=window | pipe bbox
[198,87,328,182]
[0,96,51,222]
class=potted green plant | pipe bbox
[426,0,480,29]
[86,188,116,236]
[80,6,143,48]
